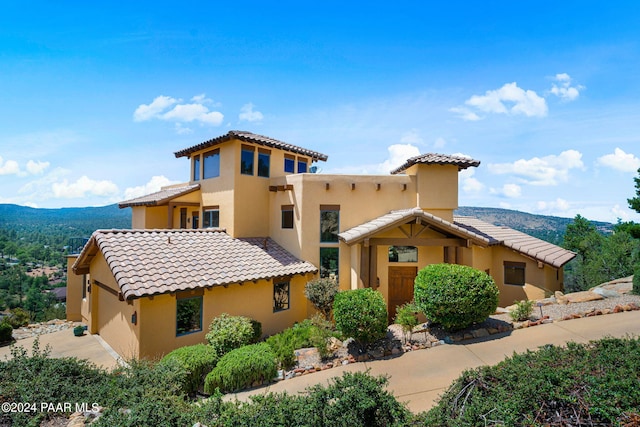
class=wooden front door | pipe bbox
[388,266,418,323]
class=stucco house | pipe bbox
[66,130,575,359]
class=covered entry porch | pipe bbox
[339,208,492,322]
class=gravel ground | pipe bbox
[388,292,640,347]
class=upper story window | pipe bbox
[320,205,340,243]
[258,149,270,178]
[193,155,201,181]
[297,158,308,173]
[203,150,220,179]
[281,205,294,229]
[284,155,295,173]
[203,207,220,228]
[504,261,526,286]
[241,145,255,175]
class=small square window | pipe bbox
[281,205,294,229]
[504,261,526,286]
[176,296,202,336]
[273,281,290,312]
[284,156,295,173]
[297,160,308,173]
[203,208,219,228]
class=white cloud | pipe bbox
[549,73,583,102]
[26,160,50,175]
[536,198,570,212]
[464,82,548,118]
[597,148,640,173]
[488,150,584,186]
[52,176,119,199]
[123,175,180,201]
[0,156,20,175]
[449,106,481,121]
[379,144,421,174]
[460,169,485,193]
[134,94,224,129]
[239,103,264,123]
[433,137,447,149]
[490,183,522,198]
[174,123,193,135]
[400,129,424,145]
[133,95,179,122]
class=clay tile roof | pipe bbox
[390,153,480,174]
[174,130,329,162]
[338,208,493,246]
[72,229,317,300]
[454,216,577,268]
[119,184,200,208]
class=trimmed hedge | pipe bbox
[160,344,218,394]
[414,263,499,331]
[304,278,339,319]
[205,313,261,358]
[333,288,388,344]
[204,342,277,393]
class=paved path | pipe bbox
[227,310,640,413]
[0,329,121,370]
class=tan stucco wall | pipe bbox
[65,255,82,321]
[490,246,561,307]
[405,164,459,218]
[133,274,312,359]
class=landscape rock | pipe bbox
[591,287,621,298]
[563,291,604,304]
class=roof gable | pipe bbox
[454,216,576,268]
[338,208,494,246]
[118,184,200,208]
[391,153,480,174]
[174,130,329,162]
[73,229,317,299]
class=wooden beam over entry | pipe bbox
[369,237,467,247]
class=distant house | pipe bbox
[66,131,575,359]
[48,287,67,302]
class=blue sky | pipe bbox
[1,2,640,223]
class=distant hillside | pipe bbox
[456,206,614,245]
[0,204,131,237]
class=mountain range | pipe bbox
[0,203,613,245]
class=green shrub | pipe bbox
[266,316,335,369]
[509,299,535,322]
[160,344,219,394]
[205,313,260,358]
[0,320,13,343]
[414,263,499,331]
[333,288,388,345]
[423,337,640,426]
[204,342,277,393]
[304,278,339,319]
[7,307,30,328]
[394,301,420,343]
[633,265,640,295]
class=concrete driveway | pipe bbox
[0,329,121,370]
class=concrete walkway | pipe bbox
[228,310,640,413]
[0,329,121,370]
